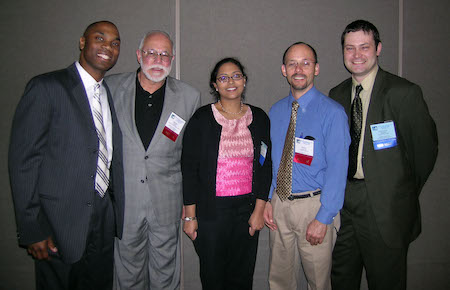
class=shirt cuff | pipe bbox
[315,205,337,225]
[269,185,275,199]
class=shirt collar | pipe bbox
[75,61,103,89]
[288,86,318,109]
[352,65,378,90]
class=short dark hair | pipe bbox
[282,42,318,64]
[83,20,118,37]
[341,20,381,49]
[209,57,247,101]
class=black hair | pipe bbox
[83,20,118,37]
[209,57,247,101]
[341,20,381,49]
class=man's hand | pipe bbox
[27,236,58,260]
[306,219,327,246]
[264,201,277,231]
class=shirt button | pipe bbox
[141,179,145,183]
[148,103,152,107]
[144,156,149,160]
[87,202,92,207]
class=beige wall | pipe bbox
[1,0,448,289]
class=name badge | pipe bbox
[162,112,186,142]
[294,137,314,166]
[259,141,268,165]
[370,121,397,150]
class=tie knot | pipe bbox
[355,84,363,97]
[292,101,299,111]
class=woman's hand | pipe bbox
[183,204,198,240]
[248,199,266,236]
[183,219,198,241]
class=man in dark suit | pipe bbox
[329,20,438,290]
[8,21,124,290]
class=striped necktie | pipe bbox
[92,83,110,197]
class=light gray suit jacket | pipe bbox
[105,72,200,226]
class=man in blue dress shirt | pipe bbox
[264,42,350,290]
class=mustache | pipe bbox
[148,64,168,70]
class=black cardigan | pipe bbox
[181,104,272,220]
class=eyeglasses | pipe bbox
[217,73,244,83]
[286,60,316,69]
[140,49,173,63]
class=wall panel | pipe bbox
[403,0,450,288]
[1,0,448,289]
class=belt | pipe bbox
[348,177,365,183]
[287,190,321,200]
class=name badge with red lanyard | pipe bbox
[294,137,314,166]
[162,112,186,142]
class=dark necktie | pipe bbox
[276,101,299,201]
[348,84,363,178]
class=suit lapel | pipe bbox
[362,68,389,158]
[67,64,96,131]
[113,72,144,148]
[104,83,120,141]
[342,81,352,122]
[366,69,387,128]
[147,77,181,153]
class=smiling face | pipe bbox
[213,62,246,101]
[282,44,319,99]
[137,32,174,84]
[79,22,120,81]
[343,30,382,83]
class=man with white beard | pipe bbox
[106,31,200,290]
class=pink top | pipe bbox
[212,104,254,197]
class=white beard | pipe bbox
[140,60,172,83]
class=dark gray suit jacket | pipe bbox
[9,63,125,263]
[329,68,438,247]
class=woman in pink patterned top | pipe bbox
[182,58,272,290]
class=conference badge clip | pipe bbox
[294,137,314,166]
[370,120,397,150]
[162,112,186,142]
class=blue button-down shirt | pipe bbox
[269,86,350,224]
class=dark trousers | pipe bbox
[35,191,116,290]
[194,194,259,290]
[332,179,408,290]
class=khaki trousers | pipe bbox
[269,192,339,290]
